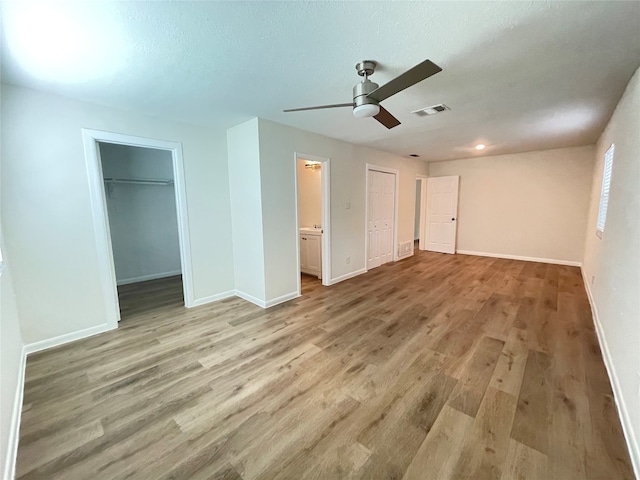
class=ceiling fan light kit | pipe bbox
[283,58,442,130]
[353,103,380,118]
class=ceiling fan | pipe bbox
[283,59,442,129]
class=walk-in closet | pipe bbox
[99,142,184,318]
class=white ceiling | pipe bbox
[2,1,639,161]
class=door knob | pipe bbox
[451,218,456,221]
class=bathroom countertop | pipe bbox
[299,227,322,235]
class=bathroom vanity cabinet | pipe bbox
[299,228,322,279]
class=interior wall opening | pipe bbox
[295,153,331,293]
[97,141,186,320]
[83,128,194,328]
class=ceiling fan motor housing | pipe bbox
[353,80,380,117]
[353,79,379,108]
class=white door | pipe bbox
[380,172,395,264]
[367,170,396,270]
[425,175,459,254]
[367,171,381,269]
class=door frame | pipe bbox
[416,174,428,251]
[365,164,400,271]
[82,128,194,328]
[294,152,331,294]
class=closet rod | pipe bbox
[103,177,174,186]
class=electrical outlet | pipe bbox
[591,275,595,285]
[345,202,351,210]
[346,256,351,264]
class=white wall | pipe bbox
[1,78,25,479]
[0,254,24,479]
[101,143,176,179]
[428,146,595,263]
[227,119,266,301]
[296,158,322,228]
[256,118,429,302]
[100,143,182,284]
[1,84,234,344]
[582,67,640,473]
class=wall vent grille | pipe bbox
[398,241,413,257]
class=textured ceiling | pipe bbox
[2,1,639,161]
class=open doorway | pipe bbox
[295,152,331,294]
[99,143,184,320]
[82,129,193,329]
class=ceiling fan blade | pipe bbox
[283,102,353,112]
[367,59,442,103]
[373,105,401,129]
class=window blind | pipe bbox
[597,144,614,233]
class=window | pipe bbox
[596,144,614,236]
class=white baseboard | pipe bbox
[23,323,115,355]
[265,291,300,308]
[580,268,640,478]
[3,347,26,480]
[234,290,267,308]
[190,290,235,308]
[456,250,581,267]
[234,290,266,308]
[116,270,181,286]
[328,268,367,285]
[187,288,301,309]
[233,290,300,309]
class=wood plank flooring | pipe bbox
[16,252,634,479]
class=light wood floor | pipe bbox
[16,252,634,479]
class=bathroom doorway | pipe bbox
[294,152,331,294]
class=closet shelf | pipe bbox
[104,177,174,186]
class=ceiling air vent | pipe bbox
[412,104,450,117]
